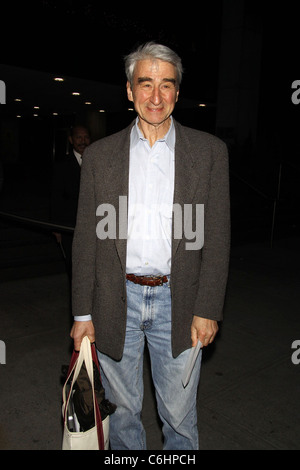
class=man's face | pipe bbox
[69,127,91,155]
[127,59,179,127]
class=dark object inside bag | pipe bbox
[62,361,116,432]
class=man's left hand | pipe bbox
[191,316,219,347]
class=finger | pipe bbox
[73,335,83,352]
[70,324,83,351]
[191,326,199,347]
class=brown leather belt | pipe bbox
[126,273,168,287]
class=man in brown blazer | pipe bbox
[71,42,230,450]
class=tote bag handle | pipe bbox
[63,336,104,449]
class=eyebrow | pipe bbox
[137,77,176,85]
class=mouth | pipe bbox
[146,106,164,112]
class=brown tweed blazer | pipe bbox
[72,119,230,360]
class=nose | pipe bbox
[79,137,89,146]
[150,86,162,105]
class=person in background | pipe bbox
[51,125,90,279]
[70,42,230,450]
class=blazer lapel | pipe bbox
[109,124,133,273]
[172,121,199,257]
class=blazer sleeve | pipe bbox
[194,138,230,321]
[72,150,96,318]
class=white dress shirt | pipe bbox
[73,149,82,166]
[126,117,175,275]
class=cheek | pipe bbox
[165,96,177,107]
[135,91,149,103]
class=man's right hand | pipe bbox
[70,320,95,351]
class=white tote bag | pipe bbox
[62,336,109,450]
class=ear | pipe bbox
[68,135,73,145]
[126,81,133,102]
[176,88,179,103]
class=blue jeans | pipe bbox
[97,277,202,450]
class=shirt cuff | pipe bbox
[74,315,92,322]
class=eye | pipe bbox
[161,82,175,91]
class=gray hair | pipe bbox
[124,42,183,89]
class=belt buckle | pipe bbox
[152,275,164,286]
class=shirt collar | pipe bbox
[131,117,175,151]
[73,149,82,166]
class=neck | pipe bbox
[138,117,171,147]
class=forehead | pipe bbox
[72,127,89,136]
[133,59,177,80]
